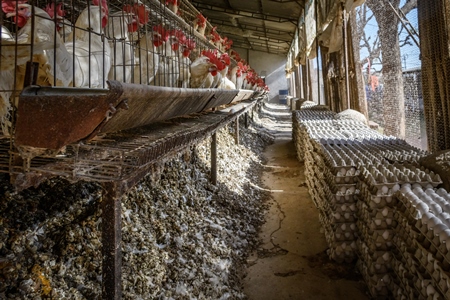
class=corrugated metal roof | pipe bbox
[191,0,304,55]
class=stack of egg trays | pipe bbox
[393,186,450,299]
[292,109,336,162]
[313,142,361,263]
[355,165,404,298]
[356,139,428,163]
[356,161,442,298]
[300,133,359,262]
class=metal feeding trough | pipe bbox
[14,80,255,156]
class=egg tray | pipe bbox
[318,212,358,233]
[322,220,358,243]
[357,220,394,251]
[357,182,399,208]
[305,166,358,208]
[414,241,447,284]
[356,239,392,274]
[312,173,359,204]
[390,257,422,300]
[412,251,447,300]
[393,211,420,247]
[323,167,358,184]
[413,273,444,300]
[391,238,422,278]
[414,219,450,252]
[358,175,401,193]
[319,202,354,223]
[325,198,357,214]
[415,223,450,268]
[358,168,442,191]
[394,196,422,225]
[306,182,320,208]
[320,203,357,224]
[389,280,420,300]
[356,202,397,230]
[327,243,356,264]
[356,259,392,299]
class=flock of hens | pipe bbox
[0,0,269,122]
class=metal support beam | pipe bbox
[211,132,217,185]
[245,113,249,128]
[212,20,295,37]
[191,1,298,23]
[235,117,240,145]
[102,181,124,300]
[315,0,321,105]
[343,5,351,109]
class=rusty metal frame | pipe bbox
[14,81,254,154]
[12,97,260,300]
[95,100,257,300]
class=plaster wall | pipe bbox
[234,48,289,103]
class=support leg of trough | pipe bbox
[235,116,240,145]
[211,132,217,185]
[102,181,124,300]
[245,113,249,129]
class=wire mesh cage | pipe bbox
[0,0,269,184]
[354,1,426,150]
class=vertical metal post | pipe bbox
[235,116,240,145]
[306,61,310,101]
[102,182,123,300]
[304,7,310,102]
[211,132,217,185]
[343,5,351,109]
[315,0,321,105]
[245,113,249,128]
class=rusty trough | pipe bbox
[14,80,255,154]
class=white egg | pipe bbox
[428,216,443,231]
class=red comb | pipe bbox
[201,49,216,60]
[123,4,149,25]
[172,29,187,44]
[185,38,196,50]
[44,2,55,17]
[196,14,206,27]
[220,53,231,66]
[153,24,169,40]
[2,0,27,13]
[202,50,225,71]
[209,26,221,43]
[45,2,65,18]
[165,0,179,5]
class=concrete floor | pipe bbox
[243,104,369,300]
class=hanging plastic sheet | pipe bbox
[305,0,317,59]
[296,10,307,65]
[318,0,365,53]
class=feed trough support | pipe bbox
[59,99,259,300]
[101,181,124,300]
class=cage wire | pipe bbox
[354,1,426,150]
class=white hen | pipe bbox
[134,32,160,85]
[2,4,73,87]
[44,2,73,41]
[154,27,181,87]
[65,2,111,88]
[106,11,137,83]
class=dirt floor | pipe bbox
[243,104,369,300]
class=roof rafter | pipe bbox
[215,24,293,43]
[191,1,298,23]
[211,19,294,36]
